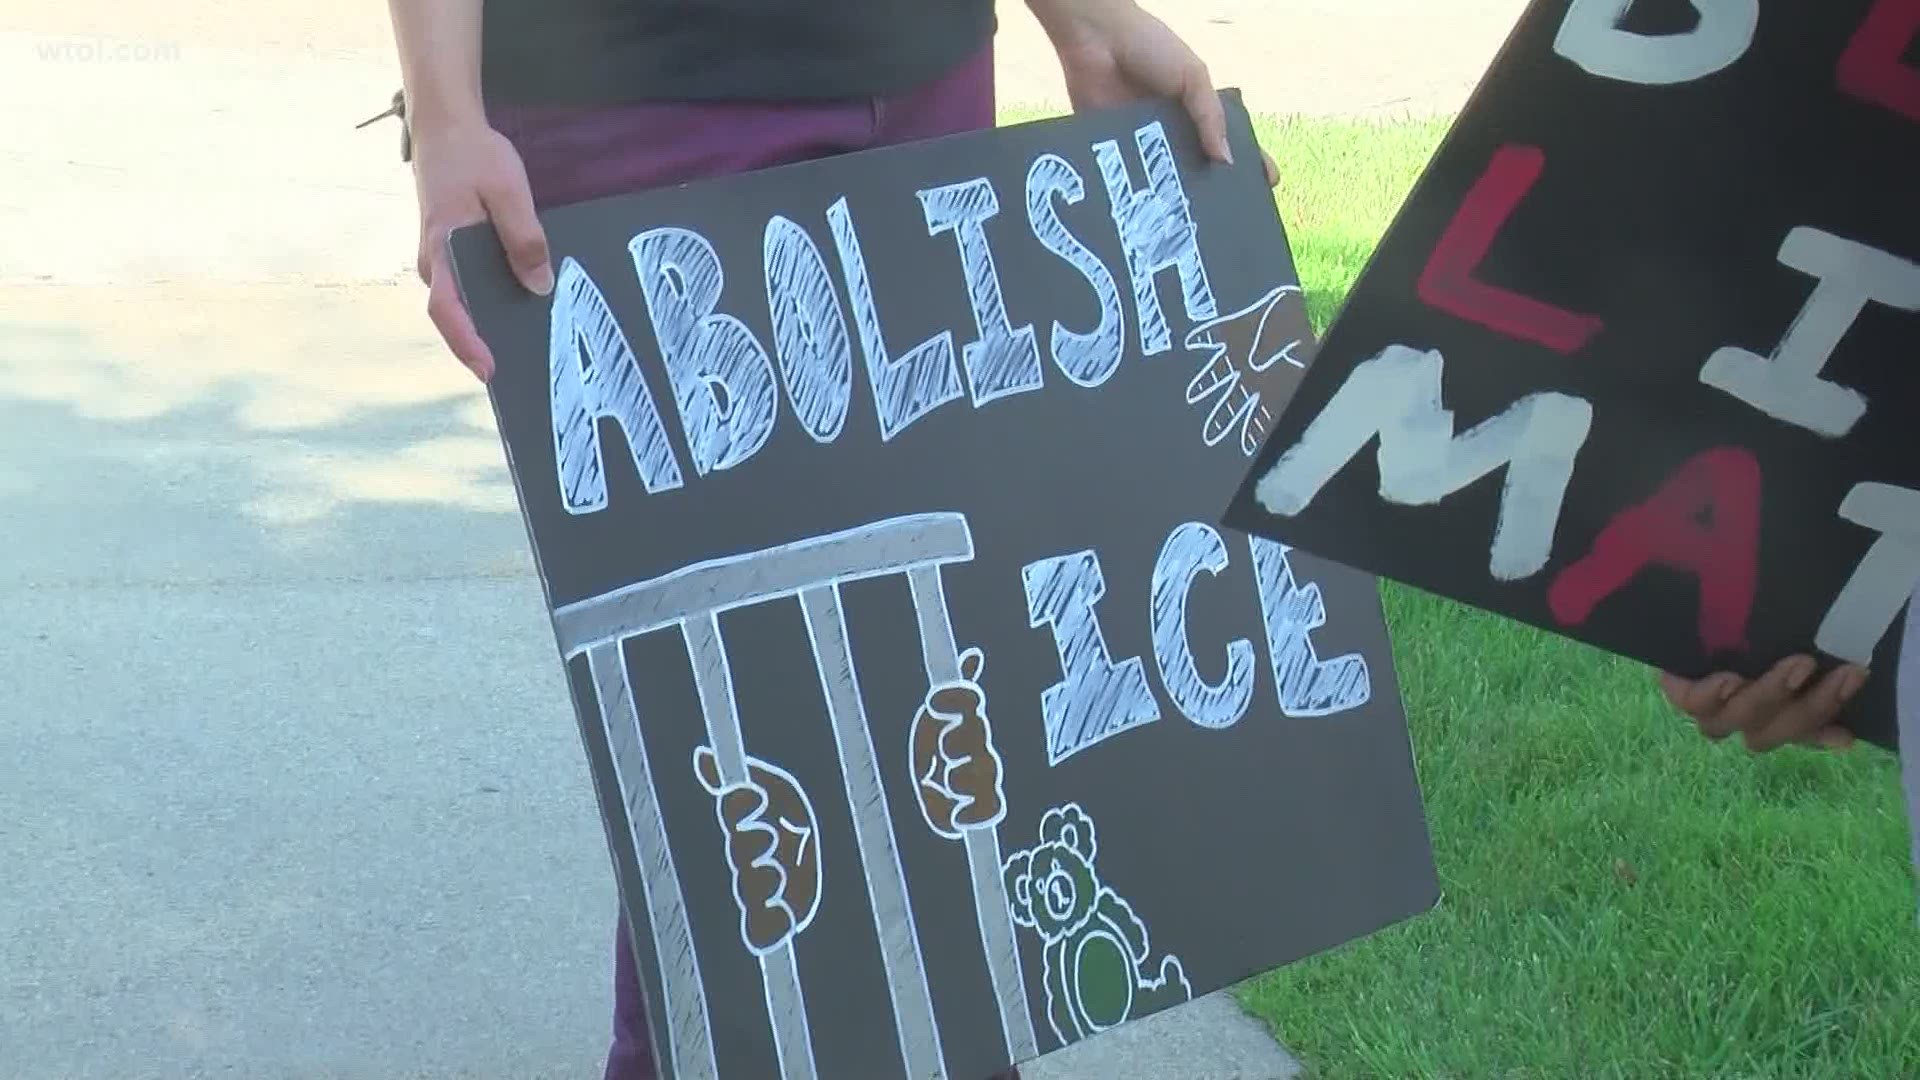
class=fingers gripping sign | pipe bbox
[693,746,824,955]
[1659,656,1867,754]
[910,646,1010,839]
[408,122,553,383]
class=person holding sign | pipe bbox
[1660,599,1920,908]
[380,1,1277,1076]
[387,0,1277,383]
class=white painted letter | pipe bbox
[1251,539,1372,717]
[1026,153,1126,387]
[919,178,1045,406]
[826,196,965,442]
[1700,227,1920,439]
[1252,344,1593,581]
[630,227,779,476]
[764,215,854,443]
[1094,121,1219,357]
[1554,0,1758,85]
[1816,484,1920,663]
[1024,550,1161,765]
[549,256,685,512]
[1150,523,1257,730]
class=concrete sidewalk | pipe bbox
[0,3,1521,1077]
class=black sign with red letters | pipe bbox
[1226,0,1920,747]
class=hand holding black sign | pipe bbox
[1227,0,1920,748]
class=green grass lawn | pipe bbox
[1232,115,1920,1079]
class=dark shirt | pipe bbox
[481,0,998,106]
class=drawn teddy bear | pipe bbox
[1003,803,1192,1046]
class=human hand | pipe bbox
[1658,656,1869,753]
[1183,284,1308,455]
[409,120,553,382]
[694,746,823,954]
[910,647,1009,838]
[1028,0,1279,187]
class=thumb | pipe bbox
[481,169,555,296]
[1812,725,1856,751]
[693,746,724,794]
[1180,68,1232,166]
[1656,671,1691,704]
[958,647,985,684]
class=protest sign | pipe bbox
[450,94,1436,1079]
[1227,2,1920,747]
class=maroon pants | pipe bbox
[489,43,1021,1080]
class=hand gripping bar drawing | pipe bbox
[556,512,1039,1080]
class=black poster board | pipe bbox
[1226,2,1920,748]
[449,95,1437,1080]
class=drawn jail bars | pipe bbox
[553,513,1041,1080]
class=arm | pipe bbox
[386,0,553,382]
[1900,600,1919,905]
[386,0,487,136]
[1901,600,1920,903]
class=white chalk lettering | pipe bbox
[1554,0,1758,85]
[1700,227,1920,439]
[1025,153,1127,387]
[630,227,780,476]
[1251,539,1372,717]
[919,178,1045,406]
[1252,344,1593,581]
[826,196,965,442]
[1149,522,1257,730]
[1816,484,1920,664]
[549,256,686,512]
[1094,121,1219,357]
[1024,550,1162,765]
[763,216,855,444]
